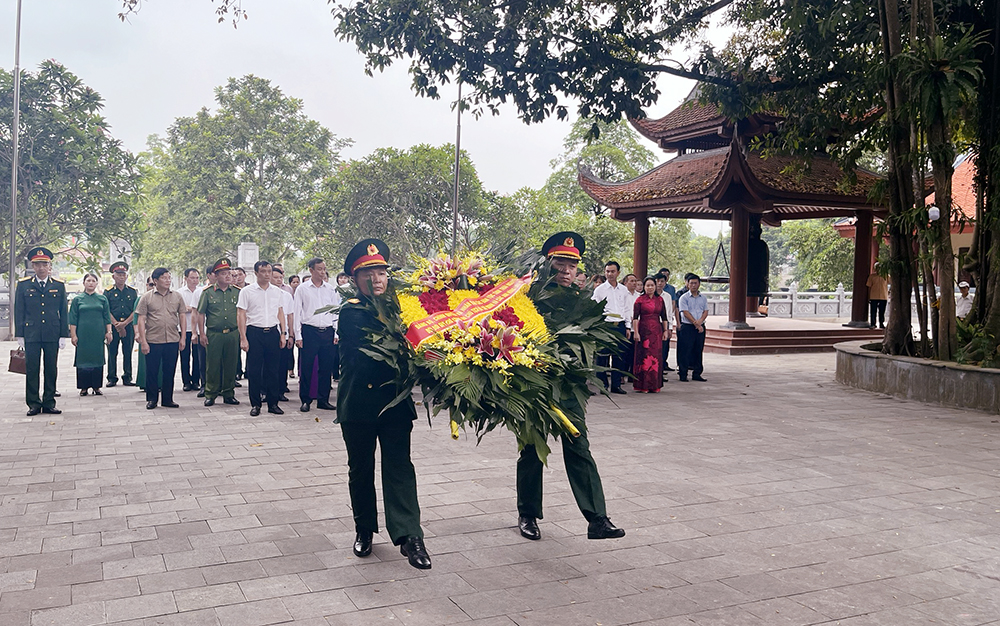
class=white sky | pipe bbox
[2,0,725,235]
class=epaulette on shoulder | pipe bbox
[18,276,31,282]
[50,277,64,283]
[346,298,361,304]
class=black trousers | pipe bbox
[107,325,134,384]
[597,321,627,389]
[341,419,422,544]
[869,299,887,328]
[76,367,103,390]
[676,323,705,378]
[25,340,59,410]
[179,331,203,388]
[145,342,179,404]
[246,325,281,408]
[298,325,335,404]
[331,343,340,380]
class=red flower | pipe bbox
[418,289,450,314]
[491,306,524,330]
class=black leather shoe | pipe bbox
[400,536,432,570]
[162,402,180,408]
[146,402,157,410]
[54,392,61,397]
[182,384,194,392]
[92,389,103,396]
[42,407,62,415]
[692,376,708,382]
[106,380,117,388]
[300,402,311,412]
[664,365,675,372]
[267,405,284,415]
[316,401,336,411]
[197,389,206,398]
[518,516,541,540]
[223,397,240,405]
[610,387,627,395]
[234,381,242,387]
[250,406,261,417]
[80,389,88,396]
[353,531,373,557]
[122,380,135,387]
[278,395,290,402]
[204,398,216,407]
[26,407,41,416]
[587,515,626,539]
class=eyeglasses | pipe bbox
[146,282,154,287]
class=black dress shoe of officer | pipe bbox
[278,395,290,402]
[106,380,117,387]
[268,405,284,415]
[300,402,311,413]
[223,397,240,405]
[400,536,432,570]
[692,375,708,382]
[197,389,205,398]
[182,384,194,392]
[162,402,180,408]
[146,402,157,410]
[610,387,627,395]
[250,406,261,417]
[316,401,336,411]
[587,515,626,539]
[204,398,216,407]
[518,516,541,540]
[353,531,373,557]
[122,380,136,386]
[26,407,41,416]
[42,407,62,415]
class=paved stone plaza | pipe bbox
[0,343,997,626]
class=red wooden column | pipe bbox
[723,206,753,329]
[846,211,873,327]
[633,213,649,279]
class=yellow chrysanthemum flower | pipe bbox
[398,293,430,328]
[509,289,548,341]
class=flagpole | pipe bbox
[451,81,461,257]
[8,0,23,338]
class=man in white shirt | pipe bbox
[178,267,204,393]
[294,257,341,412]
[591,260,630,394]
[237,261,287,416]
[622,273,640,377]
[956,281,974,319]
[270,265,295,401]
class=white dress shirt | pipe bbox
[956,293,974,319]
[294,279,341,338]
[278,289,294,335]
[178,284,204,336]
[592,281,630,324]
[624,289,640,330]
[237,281,285,329]
[660,292,676,329]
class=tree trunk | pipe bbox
[879,0,917,355]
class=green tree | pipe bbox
[783,220,855,291]
[1,61,142,278]
[139,75,349,270]
[308,144,485,264]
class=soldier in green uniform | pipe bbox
[197,259,242,407]
[516,232,626,542]
[14,247,70,416]
[105,261,138,387]
[338,239,430,570]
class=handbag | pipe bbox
[8,348,27,375]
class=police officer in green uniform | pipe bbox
[105,261,138,386]
[516,232,626,542]
[197,259,241,407]
[14,247,70,416]
[338,239,430,570]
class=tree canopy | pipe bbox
[138,75,349,271]
[1,61,142,278]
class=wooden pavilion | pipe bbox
[579,87,887,331]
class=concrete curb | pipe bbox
[835,340,1000,414]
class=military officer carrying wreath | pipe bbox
[337,239,431,570]
[14,247,70,416]
[515,232,626,542]
[197,259,241,407]
[105,261,138,387]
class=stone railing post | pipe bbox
[836,283,845,317]
[789,282,798,319]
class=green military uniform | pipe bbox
[516,232,621,539]
[14,247,70,412]
[337,241,422,547]
[105,271,138,385]
[197,266,241,401]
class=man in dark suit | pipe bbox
[337,238,430,570]
[105,261,138,387]
[14,247,70,416]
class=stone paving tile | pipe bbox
[3,349,1000,625]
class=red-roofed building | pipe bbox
[579,86,887,329]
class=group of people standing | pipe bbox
[591,263,710,394]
